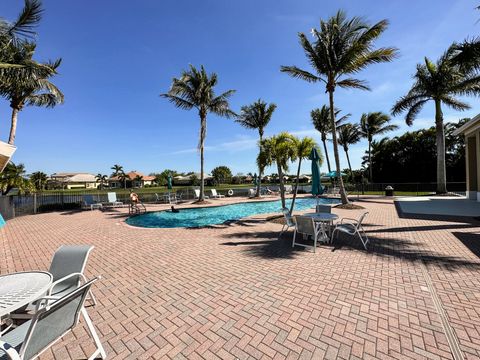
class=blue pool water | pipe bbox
[126,197,339,228]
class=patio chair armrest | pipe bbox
[0,340,21,360]
[47,272,87,296]
[339,217,359,225]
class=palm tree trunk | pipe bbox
[256,134,262,197]
[435,100,447,194]
[328,89,349,205]
[289,158,302,213]
[199,112,207,201]
[368,140,373,182]
[8,107,19,145]
[277,164,286,209]
[345,148,353,182]
[322,137,331,173]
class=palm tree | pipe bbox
[311,106,349,173]
[30,170,47,190]
[337,124,361,181]
[281,10,397,205]
[258,132,297,208]
[161,65,236,202]
[111,164,123,176]
[290,137,317,213]
[0,162,31,195]
[0,0,43,68]
[118,171,127,189]
[30,171,48,190]
[236,99,277,197]
[0,42,64,145]
[95,173,107,190]
[392,48,480,194]
[359,112,397,182]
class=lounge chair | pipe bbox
[248,189,256,198]
[210,189,225,198]
[82,195,102,211]
[332,212,369,250]
[107,192,123,207]
[279,207,295,238]
[0,278,106,360]
[292,215,324,253]
[194,189,209,199]
[284,185,293,194]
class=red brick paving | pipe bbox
[1,196,480,359]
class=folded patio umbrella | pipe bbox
[326,170,346,178]
[167,175,173,190]
[309,148,323,204]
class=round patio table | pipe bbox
[0,271,52,317]
[303,213,339,243]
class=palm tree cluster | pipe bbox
[0,0,64,146]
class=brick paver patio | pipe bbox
[1,196,480,359]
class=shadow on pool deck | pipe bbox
[453,232,480,259]
[220,230,480,270]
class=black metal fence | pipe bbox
[0,182,467,220]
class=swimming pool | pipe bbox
[126,197,339,228]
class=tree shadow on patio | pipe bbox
[332,233,480,270]
[221,228,480,269]
[220,231,305,259]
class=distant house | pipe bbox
[49,173,99,190]
[173,173,213,186]
[108,171,156,188]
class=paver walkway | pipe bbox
[1,196,480,359]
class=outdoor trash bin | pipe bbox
[385,186,394,196]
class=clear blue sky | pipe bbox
[1,0,479,176]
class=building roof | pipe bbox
[51,173,97,182]
[109,171,155,181]
[453,114,480,136]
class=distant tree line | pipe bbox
[360,120,467,183]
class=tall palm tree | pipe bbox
[290,136,317,213]
[258,132,297,208]
[30,170,47,190]
[0,0,43,68]
[281,10,397,204]
[95,173,107,190]
[359,112,397,182]
[337,123,361,181]
[311,106,349,173]
[392,48,480,194]
[161,65,236,202]
[236,99,277,197]
[0,42,64,145]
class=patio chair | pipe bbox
[0,278,106,360]
[315,204,332,213]
[279,207,295,238]
[155,193,162,203]
[332,212,369,250]
[248,189,256,198]
[47,245,97,305]
[210,189,225,198]
[82,195,102,211]
[107,192,123,207]
[194,189,209,199]
[292,215,324,253]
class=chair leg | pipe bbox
[82,307,107,360]
[292,229,297,248]
[279,224,286,238]
[88,290,97,307]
